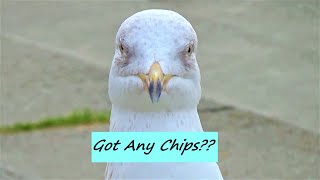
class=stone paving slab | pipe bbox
[0,109,319,179]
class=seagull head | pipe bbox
[108,9,201,112]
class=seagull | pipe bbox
[107,9,223,179]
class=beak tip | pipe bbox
[150,94,161,103]
[148,80,162,103]
[150,98,160,104]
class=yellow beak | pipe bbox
[137,62,173,103]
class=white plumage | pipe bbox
[107,9,223,179]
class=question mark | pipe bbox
[199,139,208,151]
[206,139,216,151]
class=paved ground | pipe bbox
[1,0,319,179]
[1,109,319,179]
[1,37,111,125]
[1,0,319,133]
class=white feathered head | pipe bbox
[109,9,201,112]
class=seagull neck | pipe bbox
[109,105,203,132]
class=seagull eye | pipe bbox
[119,43,130,58]
[186,41,194,55]
[187,46,191,53]
[119,44,125,53]
[118,36,128,56]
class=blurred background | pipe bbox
[1,0,319,179]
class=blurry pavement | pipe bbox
[1,109,319,179]
[1,1,319,179]
[1,0,319,133]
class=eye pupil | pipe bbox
[188,47,191,53]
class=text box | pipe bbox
[92,132,218,162]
